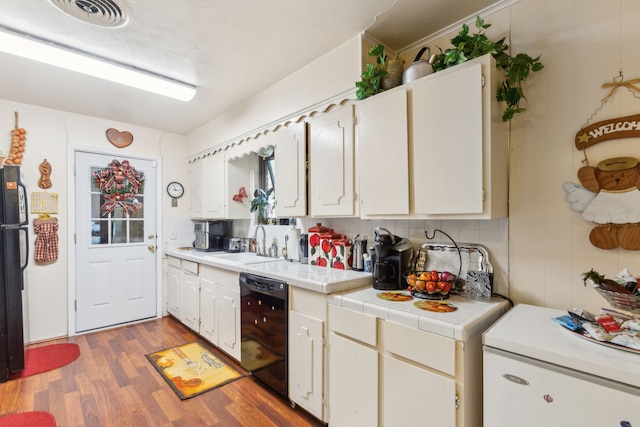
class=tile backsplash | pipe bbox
[165,216,509,297]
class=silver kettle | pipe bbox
[351,234,368,271]
[402,46,437,84]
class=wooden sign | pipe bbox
[106,128,134,148]
[575,113,640,150]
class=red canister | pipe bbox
[330,238,353,270]
[308,223,338,267]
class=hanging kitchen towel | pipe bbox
[34,217,59,263]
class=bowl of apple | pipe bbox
[405,270,455,300]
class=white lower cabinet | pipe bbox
[166,257,181,318]
[484,348,640,427]
[199,265,241,361]
[328,304,482,426]
[288,286,329,422]
[166,259,241,362]
[289,311,324,419]
[328,331,378,427]
[180,260,200,332]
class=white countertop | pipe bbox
[165,248,372,294]
[327,287,510,341]
[483,304,640,389]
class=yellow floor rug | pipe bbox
[146,342,244,399]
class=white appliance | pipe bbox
[483,304,640,427]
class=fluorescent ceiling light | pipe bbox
[0,28,196,102]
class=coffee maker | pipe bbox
[372,227,414,290]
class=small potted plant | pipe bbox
[250,188,273,224]
[431,16,544,121]
[356,44,390,100]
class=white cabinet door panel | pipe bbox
[199,278,217,345]
[382,355,456,427]
[412,63,483,215]
[357,87,409,216]
[309,106,356,216]
[180,272,200,332]
[328,332,378,427]
[289,311,324,420]
[217,286,241,361]
[275,123,307,217]
[166,265,181,318]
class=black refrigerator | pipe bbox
[0,166,28,383]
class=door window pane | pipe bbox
[89,163,146,246]
[130,220,144,242]
[111,220,127,244]
[91,220,109,245]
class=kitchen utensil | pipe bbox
[298,234,309,264]
[351,234,367,271]
[402,46,436,84]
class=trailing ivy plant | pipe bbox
[355,44,389,100]
[431,16,544,121]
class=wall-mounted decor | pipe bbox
[38,159,52,189]
[232,186,248,203]
[31,192,59,215]
[5,111,26,166]
[106,128,134,148]
[563,73,640,250]
[93,159,144,215]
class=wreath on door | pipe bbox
[93,159,144,215]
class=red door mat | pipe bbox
[0,411,57,427]
[10,343,80,380]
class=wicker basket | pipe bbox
[595,287,640,314]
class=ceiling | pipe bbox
[0,0,498,135]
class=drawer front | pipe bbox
[328,305,377,346]
[182,260,199,275]
[200,265,238,290]
[383,320,455,376]
[167,256,181,269]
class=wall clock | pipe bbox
[167,182,184,199]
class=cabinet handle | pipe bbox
[502,373,529,385]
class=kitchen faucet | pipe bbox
[254,225,267,256]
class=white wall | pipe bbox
[0,100,187,342]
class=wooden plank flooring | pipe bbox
[0,316,325,427]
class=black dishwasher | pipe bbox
[239,272,288,398]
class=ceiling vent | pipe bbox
[48,0,132,28]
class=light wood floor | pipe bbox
[0,316,325,427]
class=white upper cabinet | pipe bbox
[225,154,251,219]
[357,87,409,216]
[274,122,307,217]
[308,105,357,217]
[189,153,226,219]
[410,54,508,219]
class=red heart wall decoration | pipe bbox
[106,128,134,148]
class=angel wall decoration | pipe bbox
[564,156,640,250]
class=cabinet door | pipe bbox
[180,272,200,332]
[382,355,456,427]
[289,311,324,421]
[226,155,251,219]
[275,122,307,217]
[308,106,356,217]
[217,286,241,361]
[199,278,217,345]
[188,160,204,218]
[357,87,409,216]
[166,266,181,318]
[484,351,640,427]
[201,154,226,218]
[412,62,483,215]
[328,332,378,427]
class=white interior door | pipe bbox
[75,151,157,333]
